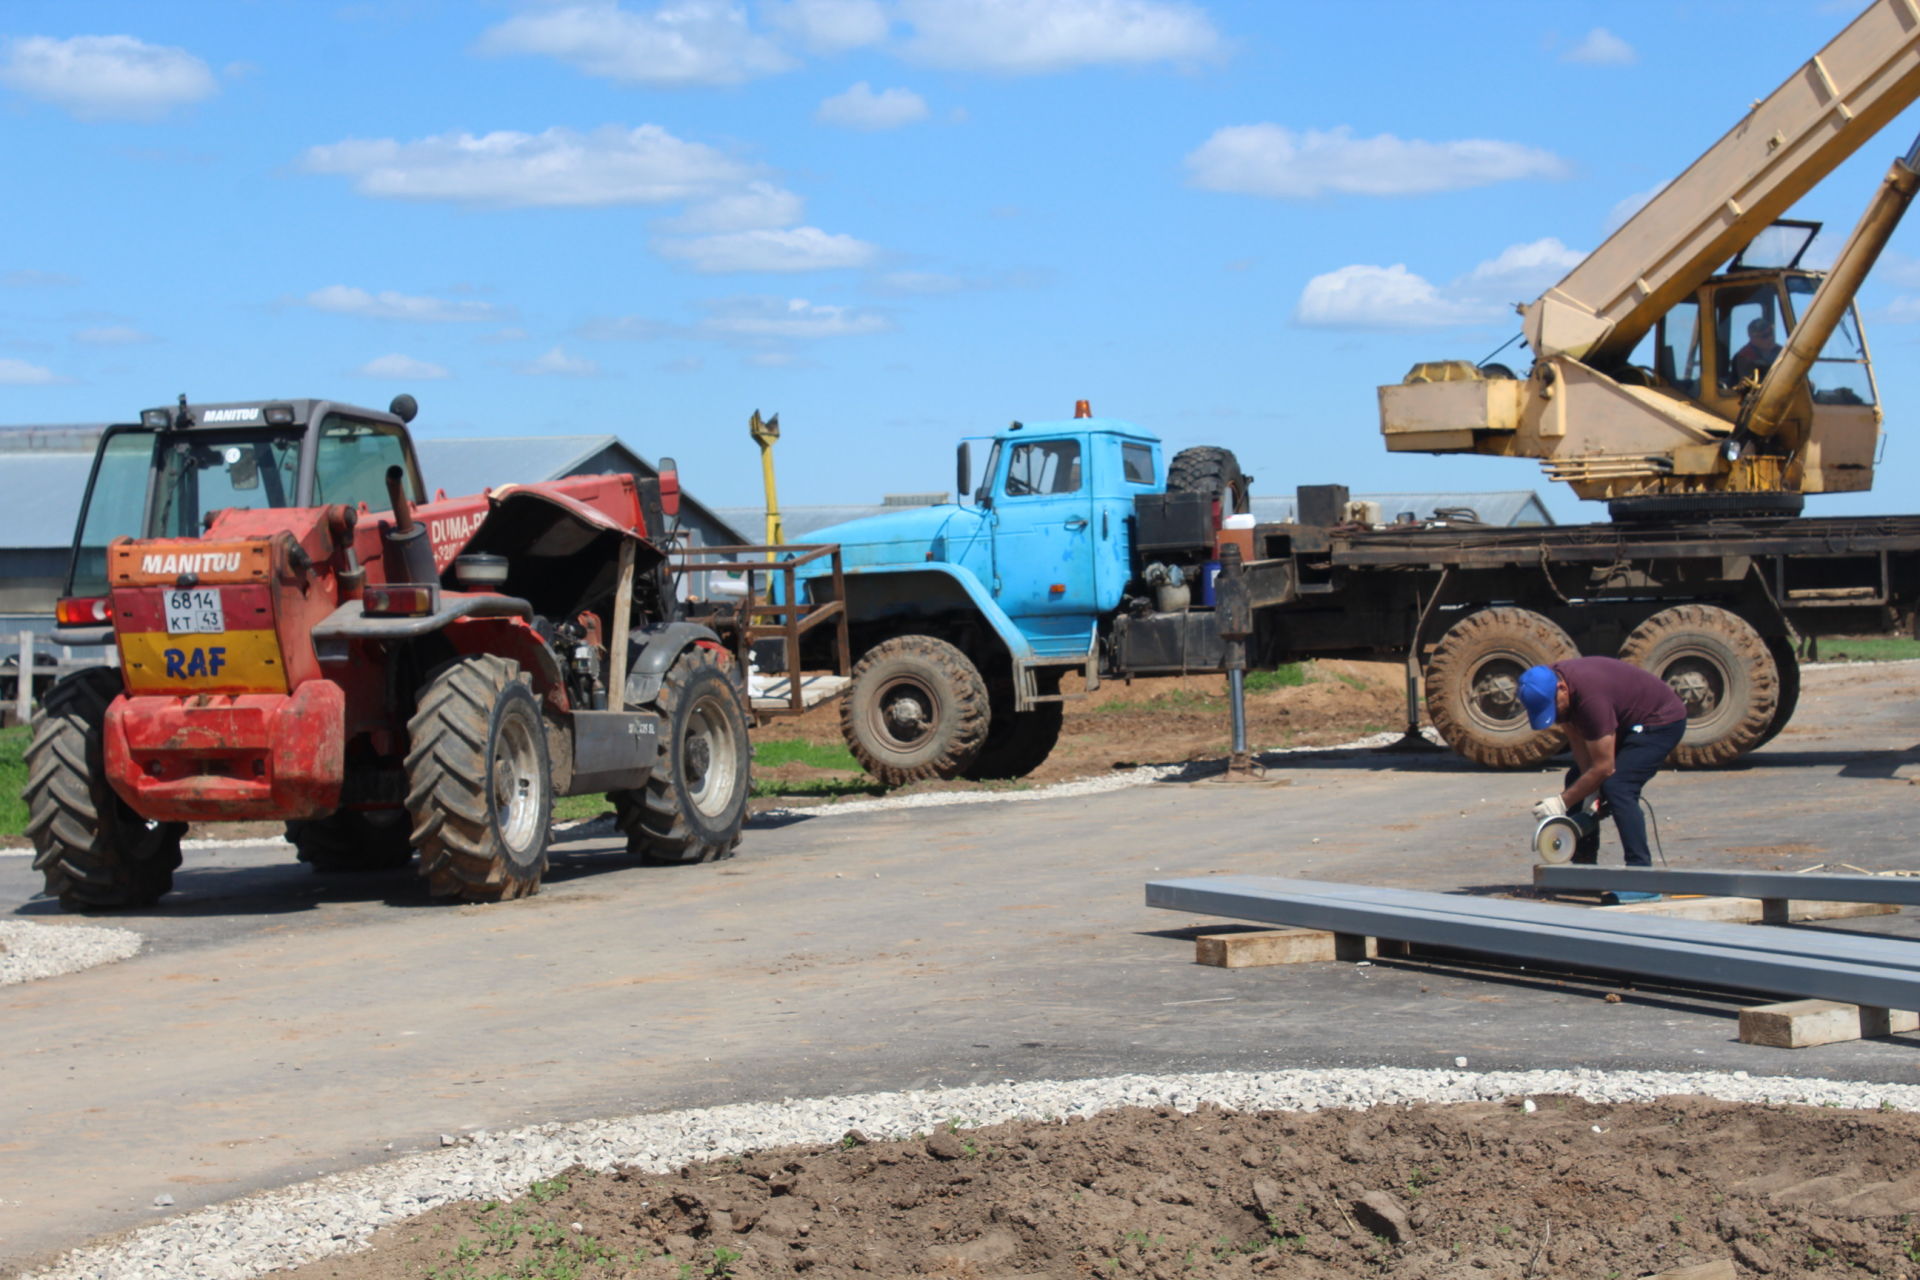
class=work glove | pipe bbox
[1531,795,1567,822]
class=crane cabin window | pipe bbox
[1785,276,1876,406]
[1004,439,1082,496]
[1716,285,1787,390]
[1640,298,1703,396]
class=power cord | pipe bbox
[1641,796,1669,867]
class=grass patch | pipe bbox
[754,737,860,771]
[1244,664,1305,692]
[0,724,28,839]
[553,793,612,824]
[1810,635,1920,663]
[1095,688,1218,714]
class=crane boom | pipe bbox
[1526,0,1920,367]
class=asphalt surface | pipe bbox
[3,660,1918,1271]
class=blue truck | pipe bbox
[757,398,1920,783]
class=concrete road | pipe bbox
[3,660,1918,1270]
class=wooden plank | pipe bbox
[1738,999,1920,1048]
[1195,929,1407,968]
[1595,896,1898,924]
[1642,1260,1734,1280]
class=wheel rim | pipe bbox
[683,695,740,818]
[1463,652,1531,734]
[492,710,543,853]
[868,674,940,752]
[1657,648,1729,731]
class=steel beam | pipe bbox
[1147,875,1920,1009]
[1534,865,1920,906]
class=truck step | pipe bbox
[749,673,850,713]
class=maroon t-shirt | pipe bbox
[1551,656,1686,739]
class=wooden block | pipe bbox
[1598,896,1897,924]
[1195,928,1379,968]
[1641,1260,1733,1280]
[1738,999,1920,1048]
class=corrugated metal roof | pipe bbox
[0,451,100,549]
[412,435,619,501]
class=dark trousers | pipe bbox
[1563,719,1686,866]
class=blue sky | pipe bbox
[4,0,1918,522]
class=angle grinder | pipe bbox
[1531,808,1600,864]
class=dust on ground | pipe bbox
[285,1096,1920,1279]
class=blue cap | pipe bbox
[1518,665,1558,730]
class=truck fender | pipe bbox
[832,564,1037,665]
[622,621,726,706]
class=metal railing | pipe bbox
[7,630,112,725]
[672,544,849,717]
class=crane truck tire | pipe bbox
[404,654,552,901]
[611,646,751,865]
[286,810,414,874]
[1167,446,1252,516]
[24,667,186,911]
[1424,607,1578,769]
[841,635,989,786]
[963,701,1063,781]
[1619,605,1778,768]
[1755,635,1800,750]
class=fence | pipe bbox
[7,630,110,726]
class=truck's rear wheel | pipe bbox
[1167,446,1251,516]
[1619,605,1778,768]
[1425,607,1578,769]
[842,635,989,786]
[405,655,551,901]
[612,647,751,865]
[25,668,185,911]
[287,810,414,874]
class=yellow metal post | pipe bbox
[749,410,782,560]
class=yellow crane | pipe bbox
[749,410,782,558]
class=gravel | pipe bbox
[0,920,140,986]
[23,1063,1920,1280]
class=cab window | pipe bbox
[313,415,415,509]
[1122,442,1155,485]
[1004,439,1081,496]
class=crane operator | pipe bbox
[1731,316,1783,384]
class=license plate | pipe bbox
[165,587,225,635]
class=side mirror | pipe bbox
[658,456,681,519]
[955,442,971,504]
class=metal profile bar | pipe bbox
[1535,865,1920,906]
[1146,876,1920,1010]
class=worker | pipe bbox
[1518,658,1687,900]
[1730,316,1782,385]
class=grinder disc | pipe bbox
[1533,814,1583,864]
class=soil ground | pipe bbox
[286,1097,1920,1280]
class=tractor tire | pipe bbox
[1754,634,1800,751]
[1619,605,1778,768]
[1424,607,1578,769]
[963,672,1064,781]
[612,647,752,866]
[1167,446,1251,516]
[287,809,414,874]
[404,655,552,902]
[24,668,185,911]
[841,635,989,786]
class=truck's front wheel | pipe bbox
[25,668,185,911]
[842,636,989,786]
[1425,607,1578,769]
[405,655,551,901]
[1619,605,1778,768]
[963,671,1063,781]
[612,646,751,865]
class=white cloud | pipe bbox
[1603,182,1666,233]
[1295,238,1583,330]
[817,81,928,130]
[3,269,79,289]
[0,357,65,385]
[73,325,154,346]
[659,226,878,272]
[358,354,451,379]
[702,295,890,338]
[896,0,1221,72]
[763,0,890,52]
[660,181,806,233]
[306,285,505,323]
[1187,124,1568,199]
[1563,27,1636,66]
[518,345,601,376]
[0,34,216,121]
[576,315,672,340]
[877,270,965,294]
[302,125,752,208]
[476,1,792,87]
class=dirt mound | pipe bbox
[290,1097,1920,1279]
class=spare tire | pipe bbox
[1619,605,1778,768]
[1424,607,1578,769]
[1167,446,1251,516]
